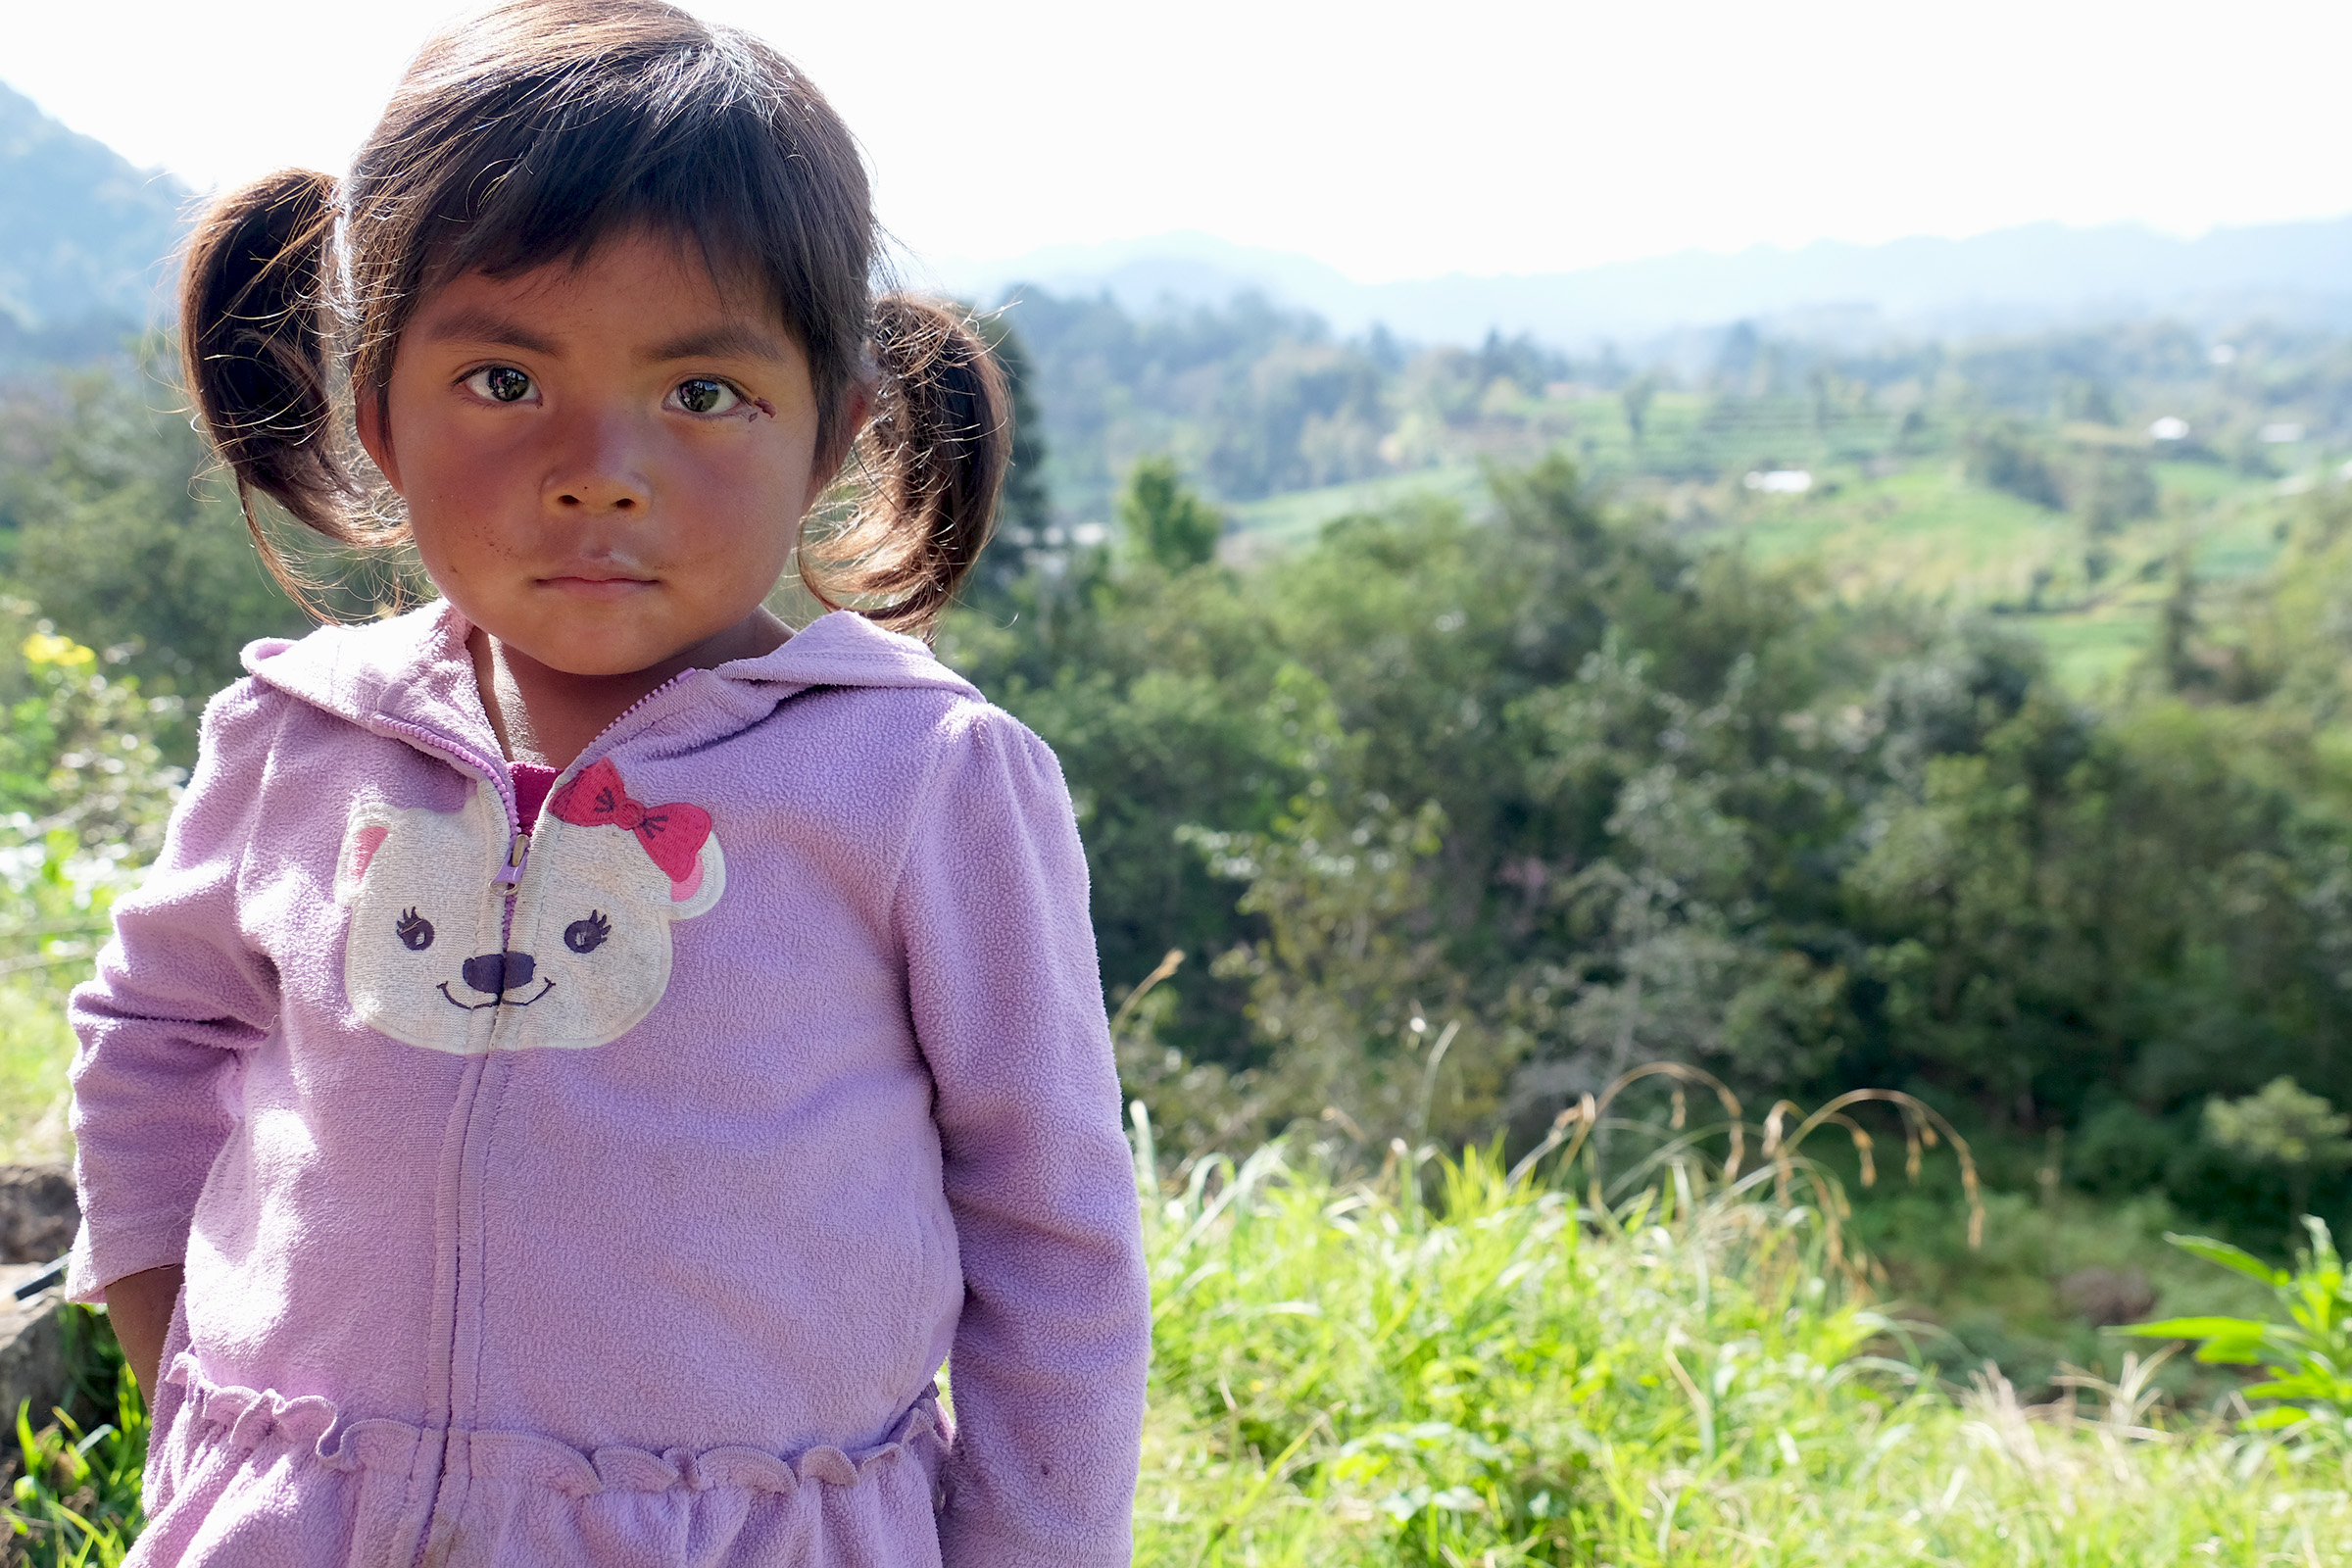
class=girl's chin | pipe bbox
[491,611,752,682]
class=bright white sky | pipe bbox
[7,0,2351,283]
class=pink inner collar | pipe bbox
[512,762,560,830]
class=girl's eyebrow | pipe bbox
[641,323,791,366]
[416,307,558,356]
[414,310,787,365]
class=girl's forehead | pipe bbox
[443,227,766,308]
[416,229,800,351]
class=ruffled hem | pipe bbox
[135,1354,952,1568]
[163,1353,948,1498]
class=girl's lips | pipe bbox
[539,574,657,601]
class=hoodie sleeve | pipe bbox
[66,679,284,1302]
[896,706,1149,1568]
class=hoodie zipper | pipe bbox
[375,669,695,903]
[370,672,698,1555]
[512,669,697,885]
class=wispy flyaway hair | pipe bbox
[179,0,1008,636]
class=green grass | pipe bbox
[1722,466,2070,603]
[1226,465,1491,556]
[2017,611,2158,695]
[1139,1137,2352,1566]
[1850,1188,2274,1400]
[0,979,78,1165]
[1221,440,2325,700]
[2153,462,2266,505]
[5,1307,143,1566]
[10,1084,2352,1565]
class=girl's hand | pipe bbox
[102,1264,182,1398]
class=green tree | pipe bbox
[2072,447,2158,535]
[1118,456,1223,571]
[1964,418,2065,509]
[1619,374,1657,445]
[1181,664,1460,1146]
[2206,1077,2352,1218]
[0,364,314,725]
[942,438,2352,1240]
[968,313,1053,597]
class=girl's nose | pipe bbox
[544,409,652,514]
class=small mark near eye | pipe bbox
[564,910,612,955]
[396,908,435,952]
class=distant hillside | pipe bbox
[13,62,2352,368]
[0,80,185,360]
[939,219,2352,349]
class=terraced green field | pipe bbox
[1224,434,2326,694]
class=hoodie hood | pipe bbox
[242,601,982,769]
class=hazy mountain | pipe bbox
[0,80,186,362]
[938,219,2352,348]
[11,64,2352,367]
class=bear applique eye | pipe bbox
[564,910,612,955]
[396,908,435,952]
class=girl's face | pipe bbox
[360,230,838,678]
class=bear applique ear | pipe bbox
[665,834,726,921]
[336,807,397,906]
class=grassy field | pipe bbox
[1225,465,1492,559]
[0,981,81,1167]
[11,1113,2344,1568]
[1220,433,2324,695]
[1134,1135,2351,1568]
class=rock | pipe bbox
[2057,1265,2157,1327]
[0,1165,75,1265]
[0,1261,66,1429]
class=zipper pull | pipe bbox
[495,830,529,896]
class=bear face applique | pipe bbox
[335,761,725,1053]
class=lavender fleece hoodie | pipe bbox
[66,602,1150,1568]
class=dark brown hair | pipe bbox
[179,0,1007,638]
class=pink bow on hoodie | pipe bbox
[550,759,714,882]
[66,602,1150,1568]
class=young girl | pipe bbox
[65,3,1150,1564]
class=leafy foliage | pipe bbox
[948,448,2352,1247]
[0,368,309,716]
[4,1307,145,1566]
[1120,456,1225,571]
[0,606,181,1158]
[2131,1218,2352,1444]
[2205,1079,2352,1219]
[1963,419,2064,509]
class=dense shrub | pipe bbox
[948,455,2352,1237]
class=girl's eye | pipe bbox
[465,366,536,404]
[670,377,740,416]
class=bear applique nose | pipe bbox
[462,951,537,996]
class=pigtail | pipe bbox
[802,296,1011,641]
[179,169,374,603]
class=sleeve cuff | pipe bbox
[67,1214,190,1305]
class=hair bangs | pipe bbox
[413,49,870,407]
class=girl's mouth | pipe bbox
[539,574,657,600]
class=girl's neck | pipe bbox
[466,612,789,769]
